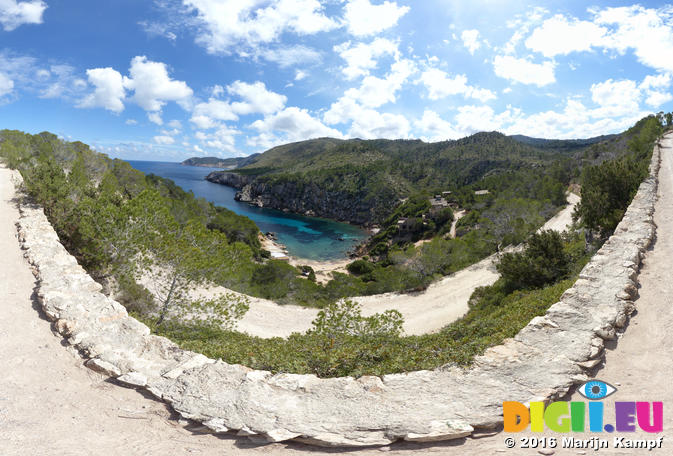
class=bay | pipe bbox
[125,161,368,261]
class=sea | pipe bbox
[125,161,368,261]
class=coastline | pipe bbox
[260,234,356,284]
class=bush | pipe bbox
[497,230,570,292]
[347,259,375,275]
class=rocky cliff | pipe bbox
[206,172,391,225]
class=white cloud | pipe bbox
[0,71,13,96]
[153,135,175,145]
[228,80,286,115]
[323,94,409,139]
[195,124,240,153]
[590,79,641,115]
[525,14,606,57]
[595,6,673,73]
[335,38,399,80]
[148,111,163,125]
[77,67,126,113]
[191,81,286,129]
[167,119,182,129]
[414,110,461,142]
[349,106,410,139]
[211,84,224,97]
[0,0,46,31]
[160,128,180,136]
[123,56,193,112]
[191,98,238,128]
[524,6,673,73]
[640,73,671,91]
[343,0,409,37]
[419,68,496,102]
[295,69,307,81]
[493,55,556,86]
[645,91,673,107]
[125,118,137,125]
[461,29,481,55]
[258,45,321,68]
[37,64,86,100]
[250,106,343,145]
[335,58,415,113]
[183,0,337,54]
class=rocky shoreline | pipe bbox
[205,171,383,226]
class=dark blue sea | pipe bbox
[125,161,368,261]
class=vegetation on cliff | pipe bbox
[181,154,260,169]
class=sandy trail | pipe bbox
[2,136,670,456]
[231,193,579,337]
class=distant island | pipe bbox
[181,153,260,169]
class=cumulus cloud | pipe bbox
[123,56,193,112]
[525,6,673,73]
[335,38,399,80]
[461,29,481,55]
[147,111,163,125]
[525,14,606,57]
[183,0,337,54]
[419,68,496,102]
[190,80,286,130]
[77,67,126,113]
[0,71,13,96]
[413,110,461,142]
[333,58,416,114]
[323,94,410,140]
[191,98,238,128]
[258,45,321,68]
[590,79,641,116]
[323,57,416,139]
[343,0,409,37]
[228,80,287,115]
[0,0,46,31]
[167,119,182,129]
[153,135,175,145]
[493,55,556,86]
[250,106,343,147]
[294,69,307,81]
[195,124,240,153]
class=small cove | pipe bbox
[126,161,368,261]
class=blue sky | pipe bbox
[1,0,672,161]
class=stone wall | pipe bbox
[12,140,661,447]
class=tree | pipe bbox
[119,189,249,327]
[310,299,403,342]
[497,230,570,292]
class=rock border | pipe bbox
[11,139,661,447]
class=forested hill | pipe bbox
[205,130,640,226]
[181,153,260,169]
[510,134,618,151]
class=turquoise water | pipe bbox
[126,161,368,261]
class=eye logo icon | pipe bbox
[578,380,617,400]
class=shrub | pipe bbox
[347,259,375,275]
[497,230,570,292]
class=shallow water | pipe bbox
[126,161,368,261]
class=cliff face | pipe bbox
[205,171,253,189]
[205,172,387,225]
